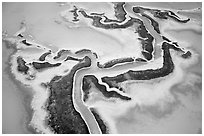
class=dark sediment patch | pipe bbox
[16,56,29,74]
[135,21,148,38]
[167,14,190,23]
[172,42,179,47]
[162,36,172,42]
[103,16,121,23]
[101,42,184,89]
[151,10,168,19]
[132,6,190,23]
[17,33,23,38]
[75,49,92,54]
[137,23,154,60]
[21,40,32,46]
[141,51,153,61]
[136,23,150,39]
[141,13,160,34]
[46,56,91,134]
[93,52,98,59]
[38,51,51,61]
[99,57,134,69]
[181,51,192,59]
[74,49,97,59]
[53,49,70,60]
[113,2,127,22]
[90,12,104,16]
[90,108,109,134]
[64,56,81,61]
[82,75,131,101]
[162,36,180,47]
[132,6,145,14]
[50,75,62,83]
[135,58,147,62]
[138,36,154,53]
[168,10,180,18]
[97,62,103,68]
[32,62,61,70]
[82,76,92,102]
[70,6,79,22]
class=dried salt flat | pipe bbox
[2,2,202,134]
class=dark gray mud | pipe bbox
[53,49,70,60]
[97,57,134,69]
[133,6,190,23]
[70,5,79,22]
[46,56,91,134]
[21,40,32,46]
[90,108,109,134]
[64,56,82,61]
[38,50,51,61]
[32,61,61,70]
[16,56,29,74]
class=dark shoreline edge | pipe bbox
[97,57,135,69]
[90,108,109,134]
[38,50,51,61]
